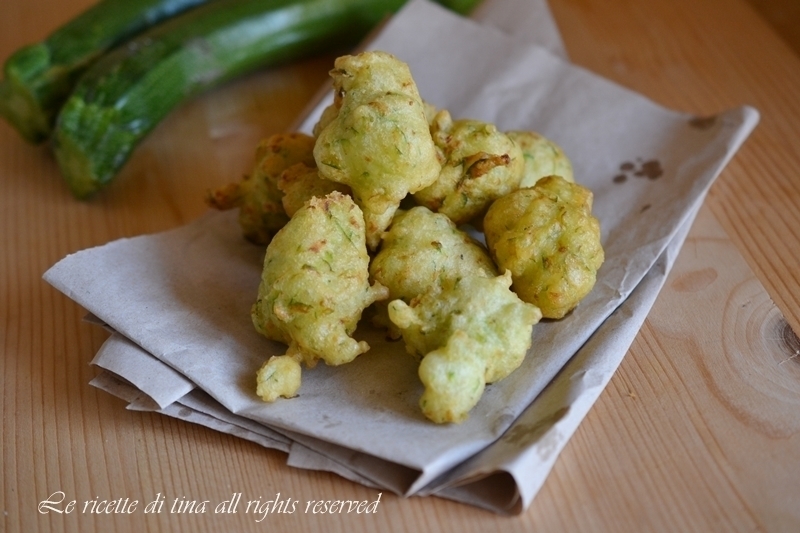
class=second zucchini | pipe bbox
[53,0,481,198]
[0,0,214,143]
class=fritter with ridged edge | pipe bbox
[413,109,524,226]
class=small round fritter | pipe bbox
[413,109,524,226]
[277,162,350,218]
[312,102,340,138]
[369,206,498,336]
[506,130,574,188]
[254,132,318,181]
[256,354,302,402]
[483,176,604,319]
[313,51,441,250]
[207,132,316,244]
[388,272,542,424]
[251,191,389,401]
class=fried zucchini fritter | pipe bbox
[369,206,498,337]
[207,132,316,244]
[256,353,302,402]
[506,130,574,188]
[413,109,524,226]
[483,176,604,319]
[313,51,441,250]
[239,50,603,414]
[252,192,389,401]
[388,272,542,423]
[276,162,350,218]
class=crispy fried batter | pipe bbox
[506,130,574,188]
[276,162,350,218]
[483,176,604,318]
[244,50,600,418]
[369,206,497,337]
[313,51,441,250]
[388,272,541,423]
[413,109,524,226]
[252,192,388,401]
[256,354,302,402]
[206,132,316,244]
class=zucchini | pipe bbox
[52,0,481,199]
[0,0,215,143]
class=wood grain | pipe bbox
[549,0,800,337]
[2,0,799,531]
[533,204,800,532]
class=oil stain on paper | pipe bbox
[612,158,664,184]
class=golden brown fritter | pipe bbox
[239,50,604,416]
[413,109,524,226]
[256,353,302,402]
[483,176,604,319]
[207,132,316,244]
[276,162,350,218]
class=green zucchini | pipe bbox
[53,0,481,198]
[0,0,215,143]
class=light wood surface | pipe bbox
[2,0,799,532]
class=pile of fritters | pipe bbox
[208,50,604,424]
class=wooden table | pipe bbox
[2,0,799,531]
